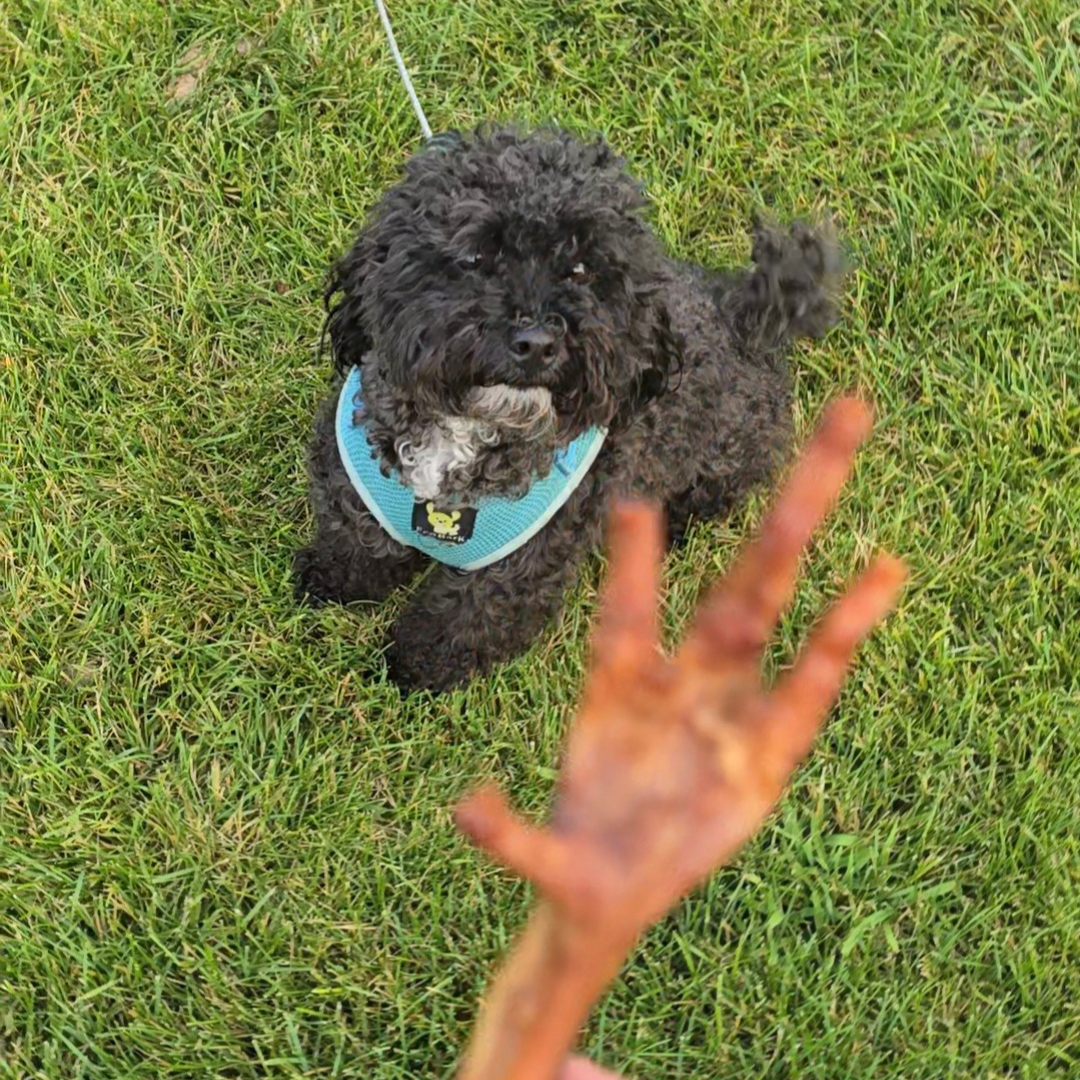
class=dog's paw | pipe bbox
[384,616,481,694]
[292,543,419,606]
[292,545,335,606]
[291,544,374,606]
[384,641,476,695]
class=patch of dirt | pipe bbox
[166,42,213,104]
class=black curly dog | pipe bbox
[295,127,842,692]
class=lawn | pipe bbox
[1,0,1078,1076]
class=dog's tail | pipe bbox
[710,219,845,356]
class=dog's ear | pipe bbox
[617,298,683,427]
[323,242,374,376]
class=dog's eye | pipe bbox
[569,262,587,279]
[460,252,482,269]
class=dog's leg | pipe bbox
[385,497,602,693]
[664,344,792,546]
[295,396,425,604]
[664,221,842,542]
[293,520,423,605]
[666,475,751,546]
[664,398,792,545]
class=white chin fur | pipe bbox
[464,384,553,425]
[395,384,555,500]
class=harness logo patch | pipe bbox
[412,501,477,544]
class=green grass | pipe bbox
[2,0,1079,1076]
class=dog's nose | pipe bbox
[510,320,564,369]
[510,325,558,366]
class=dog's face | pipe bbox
[326,128,678,435]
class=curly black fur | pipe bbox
[295,126,843,692]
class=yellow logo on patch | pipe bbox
[411,500,477,544]
[425,502,461,537]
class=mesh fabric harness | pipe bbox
[335,367,607,571]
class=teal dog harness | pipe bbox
[335,366,606,571]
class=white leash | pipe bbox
[373,0,433,140]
